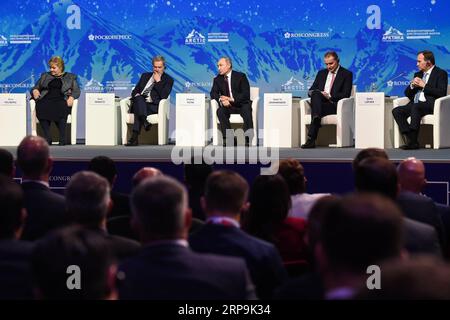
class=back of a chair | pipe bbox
[351,85,357,97]
[447,84,450,95]
[250,87,259,101]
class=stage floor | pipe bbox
[3,144,450,163]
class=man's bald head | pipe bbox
[132,167,163,187]
[397,157,426,193]
[17,136,51,179]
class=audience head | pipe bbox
[0,148,15,178]
[317,193,404,275]
[397,157,426,194]
[278,158,306,195]
[356,255,450,300]
[88,156,117,187]
[132,167,163,187]
[17,136,52,180]
[131,176,190,242]
[352,148,389,171]
[32,226,117,300]
[244,174,291,241]
[0,175,26,240]
[354,157,398,200]
[305,195,341,252]
[202,170,249,218]
[65,171,111,229]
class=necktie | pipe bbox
[142,82,154,97]
[329,72,336,93]
[224,75,231,97]
[414,73,428,103]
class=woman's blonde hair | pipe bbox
[48,56,65,73]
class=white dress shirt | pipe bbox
[324,66,340,95]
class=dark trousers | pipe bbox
[131,95,159,133]
[308,91,337,140]
[39,118,67,145]
[392,101,434,134]
[217,102,253,140]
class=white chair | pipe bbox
[30,99,78,145]
[393,85,450,149]
[211,87,259,146]
[299,85,356,147]
[119,97,170,145]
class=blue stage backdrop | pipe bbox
[0,0,449,139]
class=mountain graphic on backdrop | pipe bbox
[186,29,206,39]
[383,26,404,36]
[0,0,448,97]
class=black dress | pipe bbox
[36,78,68,121]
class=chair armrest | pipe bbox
[434,95,450,122]
[337,97,354,115]
[211,99,219,124]
[158,98,170,123]
[299,98,311,117]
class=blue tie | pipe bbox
[414,73,428,103]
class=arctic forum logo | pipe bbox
[185,29,206,45]
[382,27,404,42]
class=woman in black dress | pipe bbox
[31,56,80,145]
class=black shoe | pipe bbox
[400,142,420,150]
[301,139,316,149]
[125,134,139,146]
[143,119,152,131]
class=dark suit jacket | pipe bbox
[404,66,448,107]
[91,229,141,262]
[308,66,353,103]
[130,72,174,112]
[110,191,130,219]
[21,181,67,241]
[210,70,251,107]
[397,191,446,249]
[189,224,287,299]
[404,217,442,256]
[0,239,34,299]
[118,243,255,300]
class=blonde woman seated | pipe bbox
[31,56,80,145]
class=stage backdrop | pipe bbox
[0,0,449,140]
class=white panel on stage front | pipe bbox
[85,93,120,146]
[176,93,207,147]
[263,93,299,148]
[0,93,27,146]
[355,92,391,149]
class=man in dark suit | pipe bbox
[211,57,253,146]
[17,136,66,241]
[397,157,447,251]
[65,171,141,261]
[88,156,130,219]
[118,176,256,300]
[125,55,174,146]
[355,157,442,256]
[0,176,34,299]
[301,51,353,148]
[392,50,448,149]
[189,170,287,299]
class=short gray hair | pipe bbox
[66,171,110,227]
[219,56,233,68]
[152,55,166,66]
[131,176,187,238]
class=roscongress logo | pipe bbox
[88,34,132,41]
[185,29,206,45]
[284,31,330,39]
[382,27,404,42]
[184,81,212,89]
